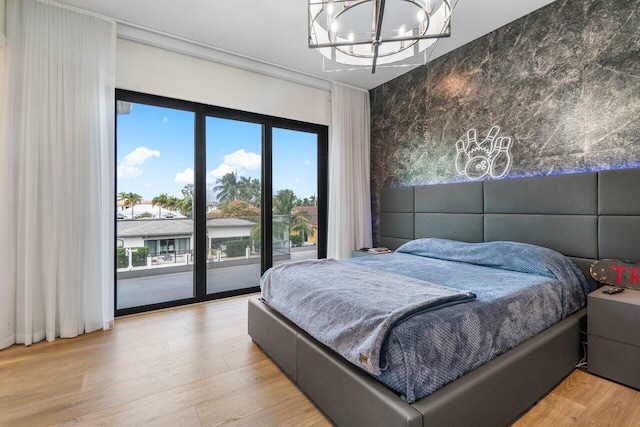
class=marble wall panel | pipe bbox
[370,0,640,243]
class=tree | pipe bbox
[118,192,142,218]
[238,176,261,207]
[250,221,262,253]
[219,200,260,218]
[178,196,193,217]
[273,189,296,215]
[214,172,240,203]
[165,195,182,213]
[152,193,170,217]
[291,209,313,244]
[293,194,316,207]
[248,178,261,207]
[181,184,194,198]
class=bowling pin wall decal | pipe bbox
[455,125,513,181]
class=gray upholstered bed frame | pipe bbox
[248,168,640,426]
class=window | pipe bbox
[115,90,328,315]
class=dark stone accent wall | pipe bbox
[370,0,640,244]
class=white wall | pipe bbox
[207,225,252,239]
[116,39,331,126]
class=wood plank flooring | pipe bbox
[0,294,638,426]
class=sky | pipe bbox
[117,103,318,203]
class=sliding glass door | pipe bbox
[115,90,327,315]
[116,100,195,310]
[205,117,262,295]
[272,128,320,267]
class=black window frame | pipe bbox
[115,89,328,316]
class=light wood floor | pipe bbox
[0,294,638,427]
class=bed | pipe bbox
[248,168,640,427]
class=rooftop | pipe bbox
[117,217,257,238]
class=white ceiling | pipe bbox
[56,0,556,90]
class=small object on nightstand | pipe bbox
[367,247,391,254]
[602,286,625,295]
[590,259,640,291]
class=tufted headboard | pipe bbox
[379,169,640,290]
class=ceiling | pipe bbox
[56,0,556,90]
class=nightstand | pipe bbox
[351,250,374,258]
[588,287,640,389]
[351,248,393,257]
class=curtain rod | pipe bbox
[39,0,116,24]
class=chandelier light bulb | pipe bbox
[348,32,355,42]
[417,10,426,22]
[398,26,406,37]
[327,2,334,14]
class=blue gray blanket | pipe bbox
[261,258,476,375]
[261,239,588,402]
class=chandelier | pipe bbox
[308,0,452,73]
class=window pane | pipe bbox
[272,128,318,266]
[205,117,262,294]
[116,102,195,309]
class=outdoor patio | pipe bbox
[117,246,317,309]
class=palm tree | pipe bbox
[249,178,261,207]
[118,192,142,218]
[214,172,240,203]
[238,176,261,207]
[178,196,193,217]
[181,184,194,198]
[273,189,296,215]
[166,195,181,213]
[152,193,170,218]
[291,209,313,243]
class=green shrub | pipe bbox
[290,233,303,247]
[226,239,250,257]
[116,246,149,268]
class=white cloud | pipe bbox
[304,160,311,165]
[175,167,194,184]
[117,147,160,179]
[224,149,261,170]
[206,163,237,183]
[163,116,169,123]
[206,149,261,183]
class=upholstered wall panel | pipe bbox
[415,214,483,243]
[484,173,597,214]
[380,187,414,213]
[599,217,640,261]
[377,169,638,266]
[414,181,483,213]
[380,213,414,240]
[598,169,640,215]
[484,214,598,259]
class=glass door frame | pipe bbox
[115,89,328,316]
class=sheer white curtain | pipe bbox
[0,0,115,350]
[327,82,373,259]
